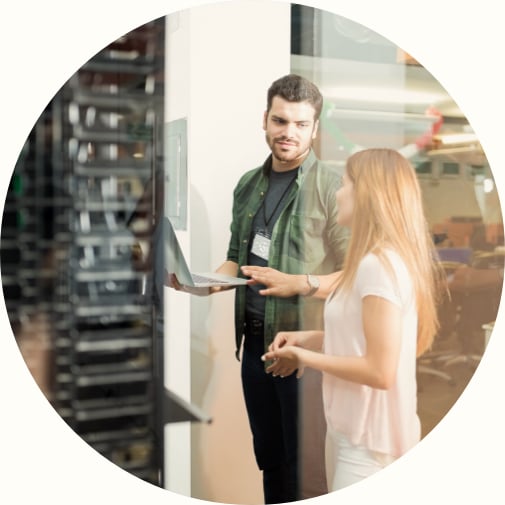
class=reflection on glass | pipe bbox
[1,19,165,486]
[291,5,503,438]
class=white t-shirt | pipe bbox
[322,249,420,458]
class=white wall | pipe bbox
[164,7,192,497]
[164,2,291,503]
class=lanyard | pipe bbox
[262,172,298,228]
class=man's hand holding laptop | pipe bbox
[165,259,248,296]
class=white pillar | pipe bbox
[164,2,291,503]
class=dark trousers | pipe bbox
[241,318,299,504]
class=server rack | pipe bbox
[1,95,57,399]
[2,18,166,486]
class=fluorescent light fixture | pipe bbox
[434,133,479,145]
[322,86,446,105]
[326,108,437,123]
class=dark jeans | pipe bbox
[241,318,299,504]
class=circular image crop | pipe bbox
[1,2,503,504]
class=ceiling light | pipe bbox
[434,133,479,145]
[322,86,446,105]
[326,108,437,123]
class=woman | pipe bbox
[260,148,445,491]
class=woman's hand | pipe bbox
[269,330,302,351]
[262,331,315,378]
[270,329,324,353]
[262,346,305,379]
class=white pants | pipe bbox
[325,429,396,492]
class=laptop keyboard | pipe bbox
[191,274,227,285]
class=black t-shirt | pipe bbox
[245,166,299,319]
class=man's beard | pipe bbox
[267,134,303,162]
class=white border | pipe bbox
[1,1,503,504]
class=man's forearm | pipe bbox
[240,266,342,299]
[216,260,240,277]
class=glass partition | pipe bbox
[291,4,503,436]
[1,18,166,486]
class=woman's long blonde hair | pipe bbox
[335,148,445,356]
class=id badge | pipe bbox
[251,232,271,261]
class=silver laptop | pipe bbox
[163,217,248,288]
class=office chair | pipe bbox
[417,248,473,385]
[445,252,502,365]
[418,249,503,384]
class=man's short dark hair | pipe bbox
[266,74,323,120]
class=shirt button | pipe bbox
[243,239,248,244]
[248,213,253,218]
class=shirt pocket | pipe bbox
[287,213,327,264]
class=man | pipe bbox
[171,74,347,503]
